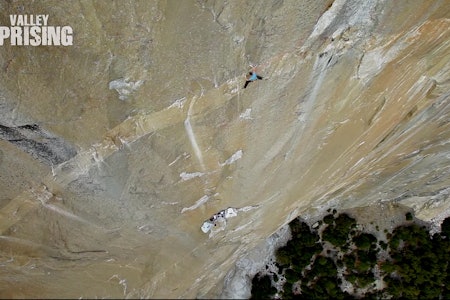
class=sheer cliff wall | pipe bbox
[0,0,449,298]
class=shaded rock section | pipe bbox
[0,124,77,165]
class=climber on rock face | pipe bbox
[243,67,263,89]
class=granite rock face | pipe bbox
[0,0,449,298]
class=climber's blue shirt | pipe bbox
[249,72,258,81]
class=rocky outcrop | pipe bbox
[0,0,449,298]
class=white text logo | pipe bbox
[0,15,73,46]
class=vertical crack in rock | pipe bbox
[184,96,206,171]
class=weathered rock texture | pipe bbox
[0,0,449,298]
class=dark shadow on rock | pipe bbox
[0,124,77,165]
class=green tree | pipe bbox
[323,214,334,225]
[405,212,413,221]
[322,213,356,248]
[442,216,450,238]
[250,273,276,299]
[383,223,448,298]
[353,233,377,251]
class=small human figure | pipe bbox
[243,67,263,89]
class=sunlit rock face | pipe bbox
[0,0,449,298]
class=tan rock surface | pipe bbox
[0,0,449,298]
